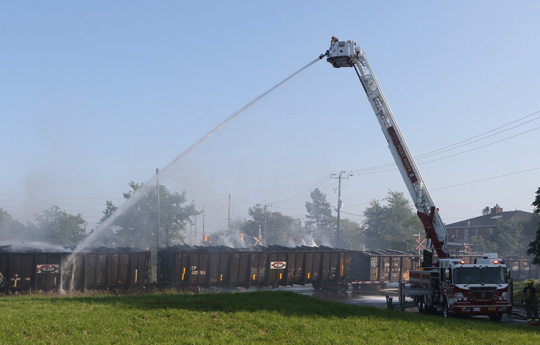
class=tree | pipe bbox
[527,187,540,264]
[521,214,540,254]
[361,190,423,251]
[305,188,335,246]
[102,200,118,220]
[99,181,199,249]
[0,208,28,241]
[469,235,498,253]
[338,218,363,250]
[492,220,522,257]
[36,206,87,246]
[242,205,305,247]
[469,218,534,257]
[482,206,490,215]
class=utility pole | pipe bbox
[156,168,160,282]
[189,223,192,246]
[264,205,267,246]
[331,171,351,248]
[165,223,169,247]
[156,168,160,249]
[228,193,231,230]
[202,207,205,244]
[194,214,198,246]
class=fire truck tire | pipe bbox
[442,299,451,318]
[489,313,503,322]
[417,296,425,313]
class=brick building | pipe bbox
[446,204,534,245]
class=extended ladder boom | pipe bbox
[326,38,448,258]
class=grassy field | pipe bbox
[0,290,539,345]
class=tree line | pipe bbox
[1,183,540,264]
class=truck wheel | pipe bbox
[417,296,425,313]
[339,282,349,293]
[442,300,451,318]
[489,313,503,322]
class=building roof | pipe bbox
[446,210,534,229]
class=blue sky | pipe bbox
[1,1,539,240]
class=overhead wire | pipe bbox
[417,125,540,165]
[432,167,540,191]
[349,109,540,175]
[335,110,540,221]
[265,175,337,206]
[415,109,540,159]
[0,193,123,201]
[161,173,230,199]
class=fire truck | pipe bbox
[409,253,510,320]
[324,38,512,321]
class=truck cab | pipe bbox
[438,254,511,320]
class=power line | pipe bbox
[419,125,540,165]
[350,109,540,174]
[161,173,230,199]
[0,193,123,201]
[432,166,540,191]
[266,176,337,205]
[416,109,540,158]
[348,124,540,175]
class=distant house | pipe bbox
[446,204,534,245]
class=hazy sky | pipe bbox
[1,1,539,240]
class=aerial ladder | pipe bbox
[323,37,448,261]
[322,40,513,319]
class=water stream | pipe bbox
[63,56,323,290]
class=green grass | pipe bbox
[0,291,538,345]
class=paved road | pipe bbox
[280,285,531,325]
[208,284,532,324]
[286,285,415,311]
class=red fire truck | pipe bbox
[325,38,512,320]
